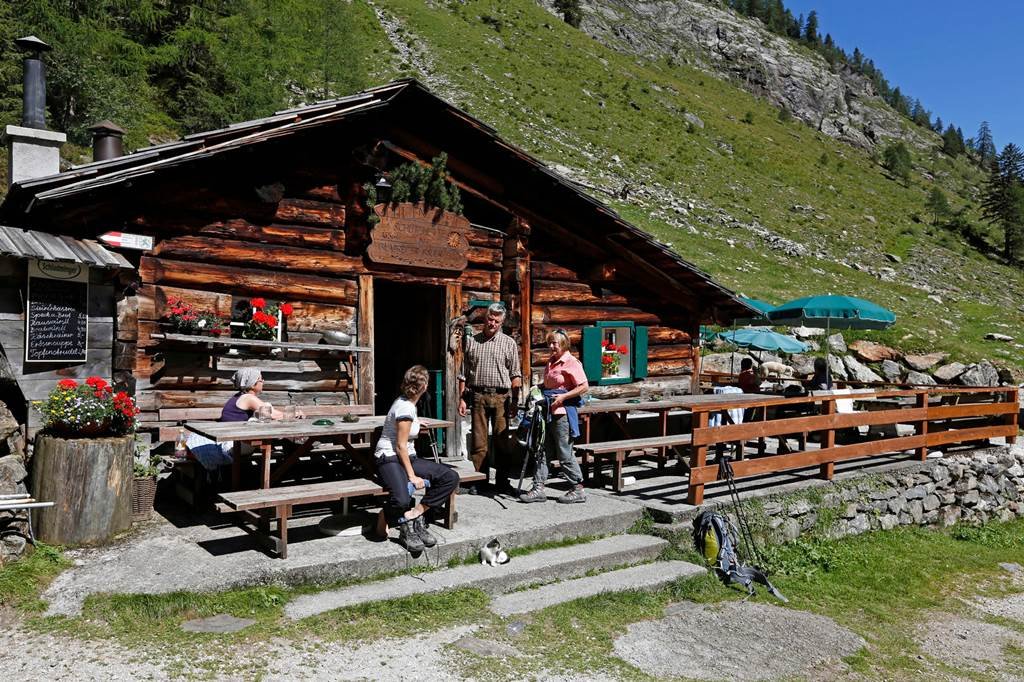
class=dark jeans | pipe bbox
[375,454,459,526]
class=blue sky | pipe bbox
[782,1,1022,149]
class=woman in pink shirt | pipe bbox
[519,329,589,504]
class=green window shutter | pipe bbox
[582,325,603,383]
[633,326,648,379]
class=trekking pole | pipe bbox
[516,404,537,493]
[718,454,766,568]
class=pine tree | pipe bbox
[932,116,943,134]
[976,121,997,164]
[803,11,819,45]
[981,144,1024,261]
[942,124,964,157]
[554,0,582,27]
[788,13,803,39]
[910,99,930,128]
[926,187,951,224]
[852,47,863,68]
[882,141,913,185]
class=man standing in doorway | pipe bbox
[458,303,521,494]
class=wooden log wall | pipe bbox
[0,257,117,432]
[529,259,695,397]
[123,187,503,442]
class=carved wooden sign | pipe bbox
[368,202,470,271]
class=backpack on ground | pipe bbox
[692,510,787,602]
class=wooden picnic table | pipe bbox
[186,416,452,489]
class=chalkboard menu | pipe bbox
[25,259,89,363]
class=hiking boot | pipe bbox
[518,485,547,503]
[557,485,586,504]
[412,516,436,548]
[397,521,425,553]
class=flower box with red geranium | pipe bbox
[600,341,630,377]
[36,376,140,438]
[242,298,294,341]
[163,296,225,336]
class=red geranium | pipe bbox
[280,303,293,316]
[58,379,77,389]
[601,340,609,348]
[251,297,266,310]
[617,344,628,354]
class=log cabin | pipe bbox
[1,79,755,455]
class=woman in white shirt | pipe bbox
[373,365,459,553]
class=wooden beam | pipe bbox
[357,275,374,406]
[445,282,462,459]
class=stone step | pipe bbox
[489,560,706,617]
[285,534,669,620]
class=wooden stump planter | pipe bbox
[31,434,134,545]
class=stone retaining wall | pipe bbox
[0,454,30,564]
[755,446,1024,543]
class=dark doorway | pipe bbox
[373,280,446,418]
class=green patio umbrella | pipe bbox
[767,294,896,387]
[732,297,775,325]
[717,328,809,354]
[766,295,896,331]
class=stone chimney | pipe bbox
[5,36,66,185]
[88,120,125,162]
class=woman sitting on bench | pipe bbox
[374,365,459,553]
[187,367,282,471]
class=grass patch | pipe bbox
[0,543,70,612]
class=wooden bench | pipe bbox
[217,468,485,558]
[574,434,693,492]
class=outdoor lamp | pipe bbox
[375,173,392,204]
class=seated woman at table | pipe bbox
[221,367,283,421]
[186,367,281,471]
[373,365,459,554]
[519,329,588,505]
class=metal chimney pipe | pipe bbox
[88,120,125,161]
[14,36,51,130]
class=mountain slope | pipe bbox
[365,0,1022,370]
[1,0,1020,370]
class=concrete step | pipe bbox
[286,534,668,620]
[489,560,706,617]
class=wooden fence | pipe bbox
[685,387,1019,504]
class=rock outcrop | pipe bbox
[571,0,937,151]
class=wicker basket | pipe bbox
[131,475,158,523]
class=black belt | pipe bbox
[471,386,509,394]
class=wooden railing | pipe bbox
[685,387,1020,504]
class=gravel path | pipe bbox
[0,623,486,681]
[613,600,864,681]
[917,613,1024,681]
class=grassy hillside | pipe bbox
[368,0,1022,371]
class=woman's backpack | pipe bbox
[692,510,787,602]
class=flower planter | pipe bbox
[31,434,134,545]
[131,475,158,523]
